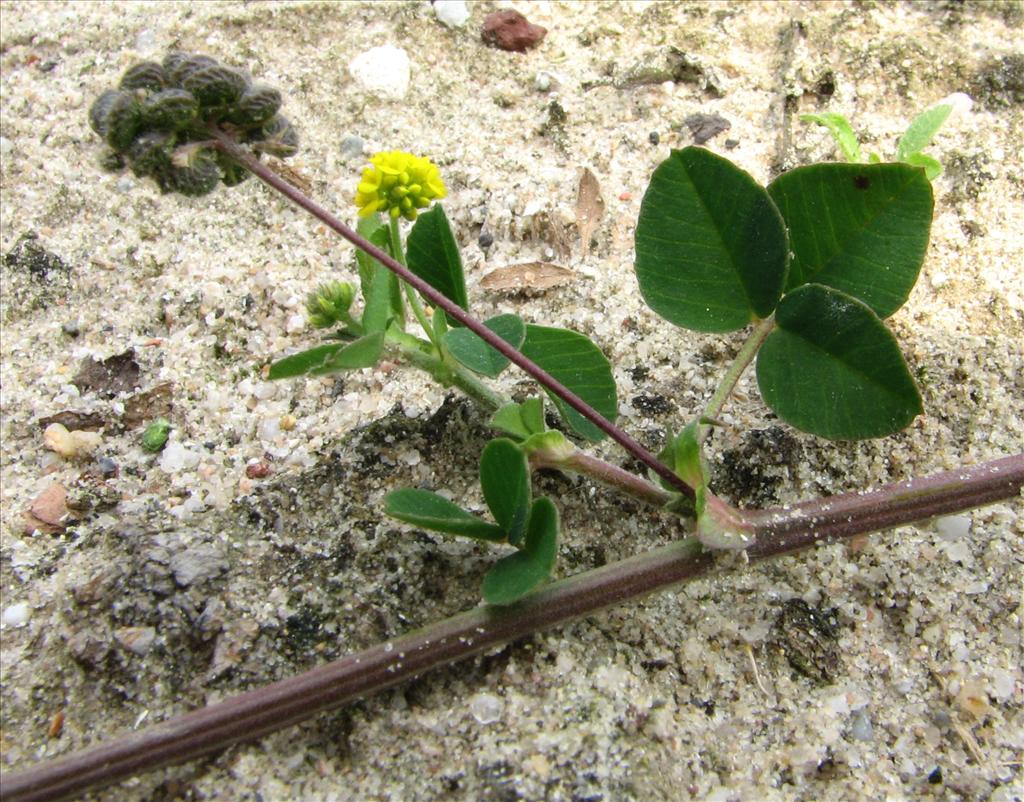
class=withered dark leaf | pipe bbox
[479,262,577,294]
[576,168,605,258]
[122,382,175,429]
[72,349,141,397]
[37,411,107,431]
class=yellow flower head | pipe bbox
[354,150,447,221]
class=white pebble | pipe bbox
[990,669,1015,701]
[134,28,157,51]
[286,313,306,334]
[159,442,200,473]
[469,692,502,724]
[935,514,970,541]
[433,0,470,28]
[253,382,278,401]
[348,45,411,101]
[0,136,13,155]
[2,602,30,628]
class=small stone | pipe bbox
[134,28,157,52]
[434,0,470,28]
[478,229,494,249]
[61,320,80,337]
[43,423,102,459]
[849,709,873,741]
[348,45,410,101]
[169,543,228,587]
[142,418,172,453]
[683,112,731,145]
[279,413,297,431]
[115,626,156,656]
[534,71,552,92]
[339,134,364,160]
[0,136,13,156]
[67,628,110,666]
[158,441,200,473]
[2,602,31,628]
[469,692,502,724]
[648,131,660,145]
[935,514,970,541]
[28,484,69,530]
[481,10,547,53]
[245,460,272,479]
[95,456,119,478]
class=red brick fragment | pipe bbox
[482,10,547,53]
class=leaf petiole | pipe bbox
[699,316,775,443]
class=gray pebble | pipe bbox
[169,543,228,587]
[62,320,81,337]
[339,134,365,161]
[849,709,873,741]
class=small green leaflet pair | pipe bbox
[801,93,970,180]
[386,420,561,605]
[634,146,934,440]
[268,204,618,444]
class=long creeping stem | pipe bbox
[4,455,1020,802]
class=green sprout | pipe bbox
[141,418,172,453]
[801,93,972,179]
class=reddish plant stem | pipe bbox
[211,132,695,500]
[3,454,1020,802]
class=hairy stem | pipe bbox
[532,448,674,508]
[211,132,694,500]
[387,215,437,344]
[699,316,775,442]
[6,454,1020,802]
[390,329,510,411]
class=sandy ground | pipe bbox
[1,1,1022,800]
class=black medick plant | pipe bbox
[3,52,1020,802]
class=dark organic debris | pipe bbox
[37,411,107,431]
[612,47,724,97]
[73,349,141,397]
[482,10,547,53]
[122,382,175,429]
[972,52,1024,109]
[771,599,842,684]
[682,113,732,145]
[1,232,73,319]
[4,232,70,283]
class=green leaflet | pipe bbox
[755,284,923,440]
[481,497,559,605]
[768,162,933,318]
[479,438,531,546]
[268,331,384,378]
[357,215,403,334]
[800,112,863,163]
[491,397,547,440]
[406,204,468,323]
[443,314,526,378]
[896,102,953,163]
[519,324,617,442]
[383,488,505,542]
[634,147,788,332]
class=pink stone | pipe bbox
[481,10,547,53]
